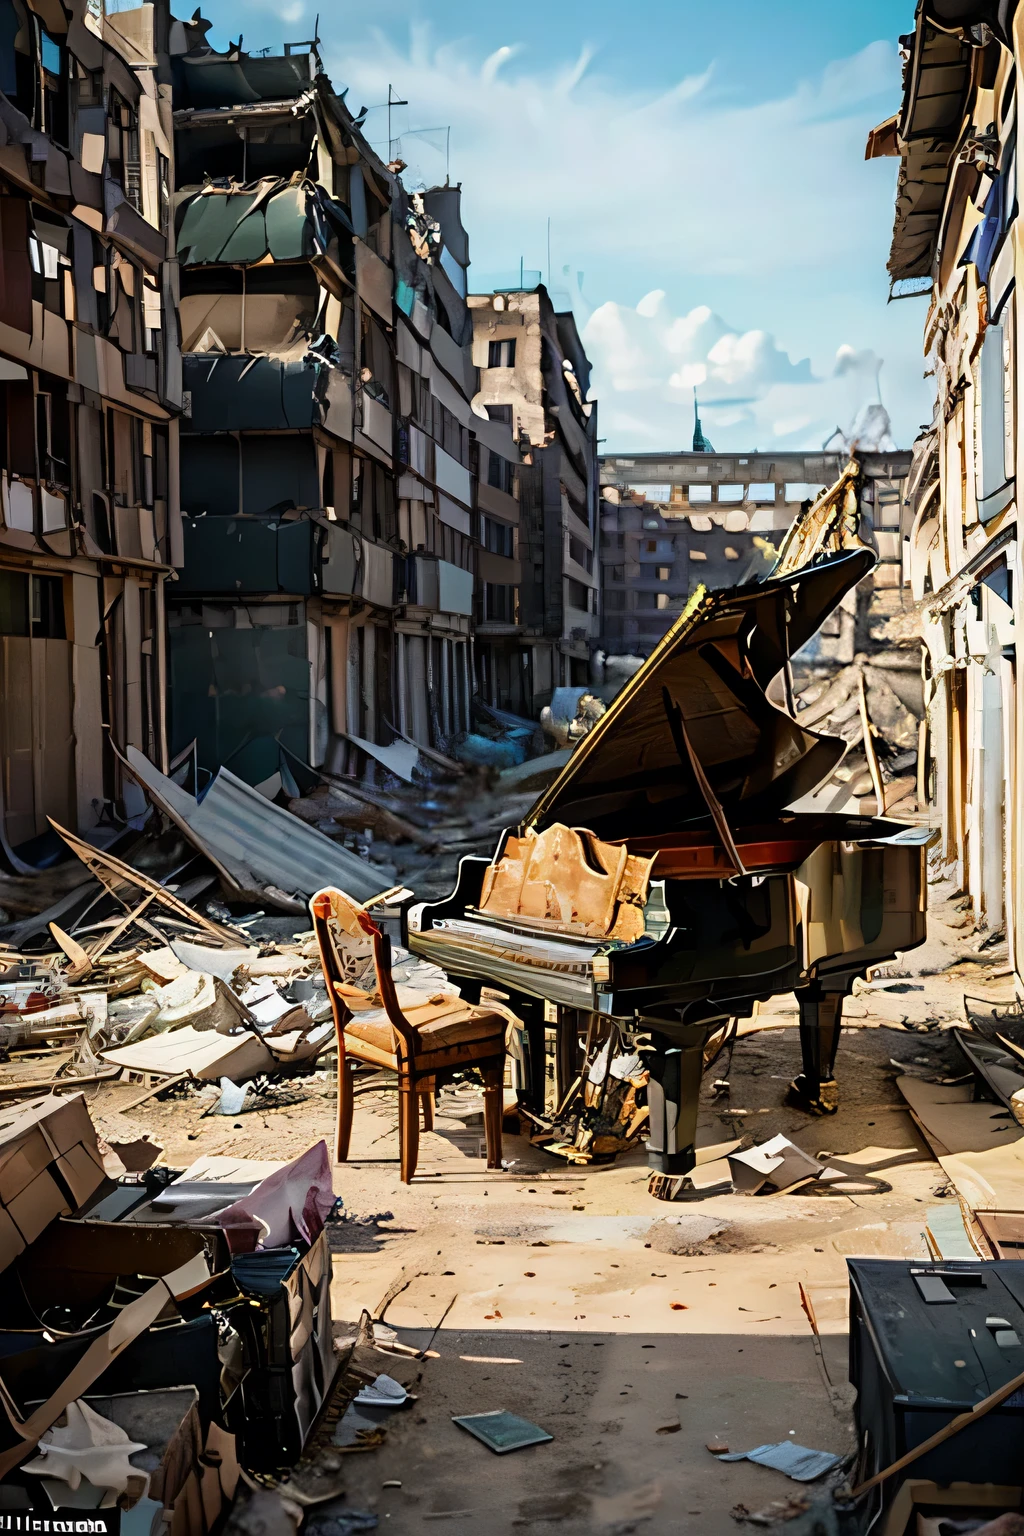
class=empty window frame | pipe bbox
[482,516,514,558]
[486,449,515,496]
[487,338,516,368]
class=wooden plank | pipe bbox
[118,1072,188,1113]
[0,1072,119,1099]
[48,821,238,945]
[48,923,93,982]
[88,893,157,960]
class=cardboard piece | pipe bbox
[0,1093,108,1272]
[896,1076,1022,1158]
[728,1134,826,1194]
[823,1145,923,1175]
[940,1137,1024,1214]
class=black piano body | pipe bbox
[405,549,929,1175]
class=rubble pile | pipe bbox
[793,657,925,819]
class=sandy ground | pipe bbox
[55,873,1018,1534]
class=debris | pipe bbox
[0,1093,108,1269]
[452,1410,554,1454]
[51,821,239,944]
[655,1418,681,1434]
[22,1398,147,1493]
[646,1214,730,1254]
[896,1074,1021,1158]
[353,1376,410,1408]
[122,747,382,908]
[707,1438,729,1454]
[716,1442,843,1481]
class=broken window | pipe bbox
[108,90,140,213]
[482,516,514,558]
[361,311,393,409]
[179,264,320,354]
[485,403,512,425]
[0,197,31,333]
[488,339,516,368]
[2,380,36,479]
[175,116,315,187]
[0,0,31,110]
[0,571,65,637]
[569,535,592,573]
[483,583,517,622]
[36,376,71,488]
[566,577,591,611]
[487,451,514,496]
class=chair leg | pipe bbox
[481,1060,504,1170]
[335,1050,354,1163]
[399,1083,420,1183]
[421,1090,434,1132]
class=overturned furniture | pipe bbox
[312,887,512,1182]
[406,549,930,1177]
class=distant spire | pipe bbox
[692,388,714,453]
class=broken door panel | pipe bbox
[241,436,317,515]
[182,355,317,432]
[0,633,73,851]
[169,620,310,784]
[180,437,240,515]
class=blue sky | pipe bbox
[198,0,927,453]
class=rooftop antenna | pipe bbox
[388,84,408,162]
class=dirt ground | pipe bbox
[58,873,1016,1534]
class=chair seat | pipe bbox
[342,992,508,1057]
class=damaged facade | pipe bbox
[0,0,594,837]
[470,285,599,711]
[598,449,912,659]
[0,0,179,868]
[169,28,484,788]
[874,3,1024,959]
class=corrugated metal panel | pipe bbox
[125,746,380,905]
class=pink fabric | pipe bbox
[212,1139,335,1253]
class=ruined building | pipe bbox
[470,285,599,707]
[0,0,179,866]
[0,0,602,849]
[872,3,1022,958]
[597,450,911,660]
[169,24,480,787]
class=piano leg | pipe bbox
[786,982,845,1115]
[642,1025,708,1174]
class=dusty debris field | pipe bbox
[28,877,999,1536]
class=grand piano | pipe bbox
[405,547,929,1176]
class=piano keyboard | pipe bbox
[406,909,602,1009]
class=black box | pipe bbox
[848,1257,1024,1486]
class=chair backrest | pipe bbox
[310,887,418,1060]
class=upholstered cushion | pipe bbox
[340,991,508,1057]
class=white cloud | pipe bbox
[321,26,931,448]
[581,292,894,451]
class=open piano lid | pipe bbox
[526,547,876,841]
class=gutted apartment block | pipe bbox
[0,0,179,867]
[167,29,481,788]
[470,285,599,705]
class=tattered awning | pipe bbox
[883,19,972,286]
[176,180,350,267]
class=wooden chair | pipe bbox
[311,887,510,1183]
